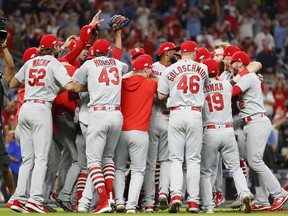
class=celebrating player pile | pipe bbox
[3,9,288,215]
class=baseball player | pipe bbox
[114,55,157,213]
[9,34,86,213]
[144,42,178,212]
[72,38,128,214]
[195,47,215,63]
[230,51,288,211]
[157,40,208,213]
[200,59,252,213]
[209,42,230,207]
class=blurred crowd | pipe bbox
[0,0,288,186]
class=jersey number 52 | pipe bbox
[28,68,46,86]
[98,67,119,86]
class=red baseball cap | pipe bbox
[132,55,153,71]
[130,47,145,59]
[158,42,178,56]
[203,59,219,75]
[223,45,241,57]
[40,34,63,48]
[181,40,197,53]
[141,54,153,65]
[79,25,94,43]
[93,39,110,53]
[87,46,95,60]
[231,51,251,65]
[195,47,215,62]
[22,47,39,63]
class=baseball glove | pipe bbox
[109,14,129,31]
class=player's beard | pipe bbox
[54,49,59,59]
[170,55,178,64]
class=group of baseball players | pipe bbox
[3,10,288,214]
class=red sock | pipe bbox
[89,166,108,201]
[77,172,88,202]
[103,163,115,200]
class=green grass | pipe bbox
[1,207,288,215]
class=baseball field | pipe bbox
[1,207,288,215]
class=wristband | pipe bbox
[239,68,249,76]
[1,45,7,49]
[230,80,236,86]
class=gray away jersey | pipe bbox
[15,55,72,102]
[158,59,209,108]
[73,56,128,107]
[236,73,266,118]
[151,61,168,113]
[202,80,233,126]
[219,70,233,81]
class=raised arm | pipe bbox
[1,38,14,84]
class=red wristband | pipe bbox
[239,68,249,76]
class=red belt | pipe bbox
[93,106,121,111]
[170,106,201,112]
[161,110,170,115]
[25,99,47,104]
[205,123,233,129]
[242,113,266,125]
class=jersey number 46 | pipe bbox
[177,75,200,93]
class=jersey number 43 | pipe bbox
[98,67,119,86]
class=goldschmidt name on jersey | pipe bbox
[167,63,207,82]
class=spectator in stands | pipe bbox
[256,41,278,78]
[263,84,275,121]
[274,16,288,54]
[2,100,17,126]
[254,23,275,55]
[186,6,203,41]
[274,111,288,168]
[273,77,288,115]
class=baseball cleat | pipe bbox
[269,194,288,211]
[242,195,252,213]
[187,201,199,213]
[214,191,225,207]
[91,200,112,214]
[159,193,169,210]
[10,199,34,213]
[116,204,126,213]
[144,206,154,213]
[251,203,270,211]
[25,201,49,213]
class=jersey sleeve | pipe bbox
[235,73,254,92]
[15,64,27,84]
[72,64,88,86]
[157,71,169,95]
[52,61,72,87]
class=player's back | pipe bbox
[22,55,69,102]
[164,59,208,108]
[83,56,128,107]
[203,79,233,125]
[236,73,266,118]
